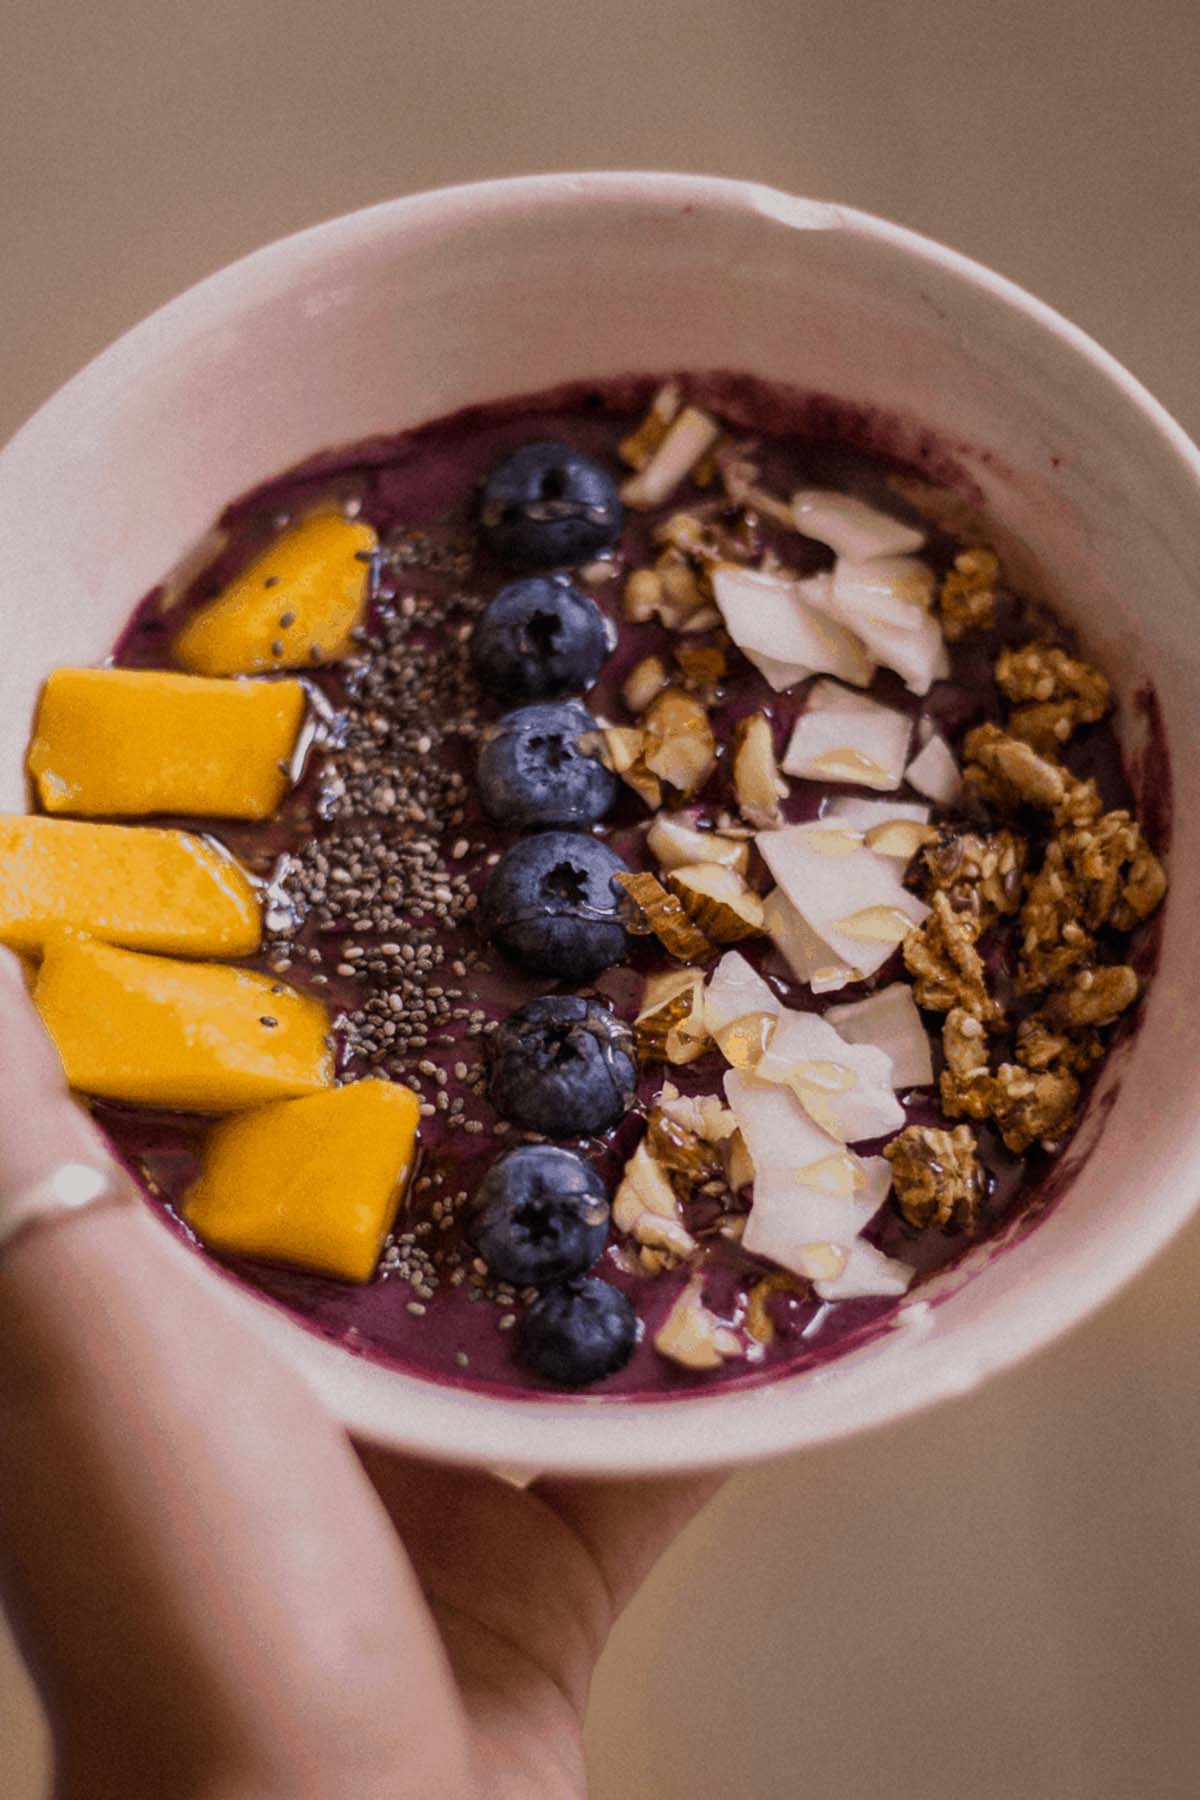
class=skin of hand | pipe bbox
[0,950,721,1800]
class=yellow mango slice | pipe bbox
[173,513,378,676]
[0,815,261,956]
[28,667,306,820]
[184,1079,420,1282]
[34,936,333,1111]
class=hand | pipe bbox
[0,952,719,1800]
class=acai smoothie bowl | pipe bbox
[1,175,1197,1475]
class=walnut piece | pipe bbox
[938,547,999,641]
[903,891,1000,1022]
[963,723,1066,812]
[1017,840,1095,993]
[995,642,1111,753]
[884,1123,985,1231]
[1064,810,1166,931]
[909,825,1027,929]
[1015,1013,1103,1075]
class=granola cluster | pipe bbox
[885,1123,985,1230]
[894,637,1165,1169]
[938,546,1000,642]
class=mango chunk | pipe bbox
[173,513,378,676]
[184,1079,420,1282]
[0,815,261,956]
[28,668,306,820]
[34,937,333,1111]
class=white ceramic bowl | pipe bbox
[2,173,1197,1475]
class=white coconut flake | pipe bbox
[826,982,934,1088]
[782,694,911,790]
[810,556,947,696]
[724,1068,842,1172]
[757,822,930,982]
[704,951,781,1039]
[804,677,885,714]
[791,488,925,562]
[823,796,931,830]
[905,731,963,805]
[814,1238,914,1300]
[741,647,813,692]
[619,405,721,509]
[753,1009,904,1143]
[711,564,873,689]
[763,888,856,993]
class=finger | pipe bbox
[0,961,474,1798]
[529,1470,725,1619]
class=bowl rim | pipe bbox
[5,170,1200,1475]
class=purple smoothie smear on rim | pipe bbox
[93,372,1168,1400]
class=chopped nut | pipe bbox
[621,405,722,510]
[642,687,718,797]
[614,870,713,961]
[623,566,665,623]
[903,891,1000,1021]
[647,813,750,877]
[667,863,765,943]
[674,642,727,697]
[579,724,662,810]
[622,654,669,713]
[645,1103,723,1187]
[612,1139,696,1258]
[653,1273,743,1370]
[635,967,710,1064]
[744,1270,805,1345]
[996,642,1111,752]
[963,723,1065,812]
[884,1122,985,1231]
[619,381,682,470]
[732,711,789,829]
[909,825,1027,928]
[937,546,999,641]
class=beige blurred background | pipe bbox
[3,2,1200,1795]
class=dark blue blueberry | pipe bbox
[489,995,636,1138]
[476,701,617,830]
[480,830,632,981]
[471,576,612,702]
[479,441,623,570]
[518,1276,638,1387]
[466,1145,611,1288]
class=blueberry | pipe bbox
[466,1146,611,1288]
[477,701,617,831]
[489,995,636,1137]
[471,576,612,702]
[480,830,632,981]
[518,1276,638,1386]
[480,441,623,570]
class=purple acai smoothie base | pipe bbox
[93,373,1166,1400]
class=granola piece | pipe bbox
[744,1270,805,1346]
[939,1007,995,1123]
[903,891,1000,1021]
[995,642,1111,754]
[987,1062,1080,1153]
[1017,841,1095,993]
[1045,963,1139,1029]
[614,870,713,962]
[1015,1012,1103,1075]
[1053,773,1105,829]
[884,1122,985,1231]
[1064,810,1166,931]
[963,723,1066,812]
[938,546,999,642]
[909,825,1027,929]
